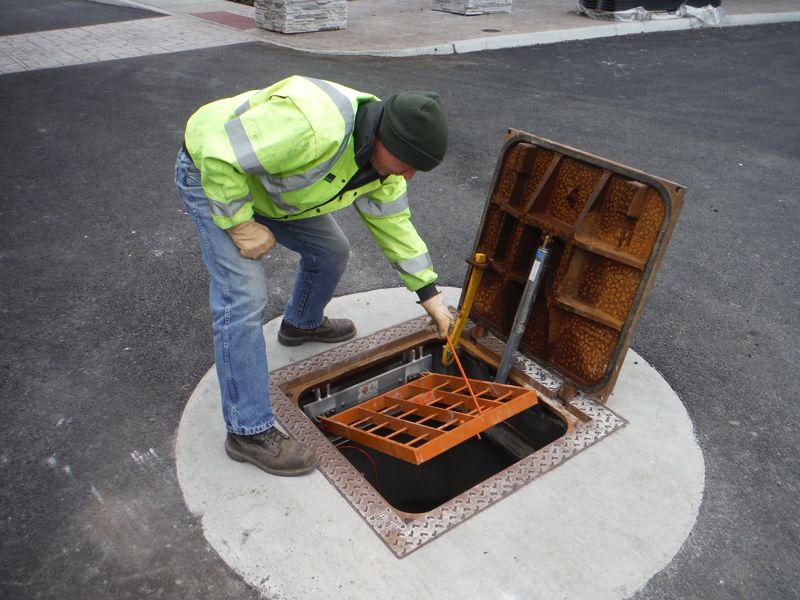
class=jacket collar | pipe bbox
[353,100,384,169]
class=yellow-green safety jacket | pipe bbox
[184,75,436,292]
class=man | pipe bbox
[175,75,453,478]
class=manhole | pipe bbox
[270,315,625,558]
[264,129,683,559]
[190,11,256,30]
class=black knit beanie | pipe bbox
[377,92,449,172]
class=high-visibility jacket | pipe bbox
[184,76,436,292]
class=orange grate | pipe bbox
[319,373,538,465]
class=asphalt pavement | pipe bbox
[0,1,798,599]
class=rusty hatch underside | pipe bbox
[468,131,684,402]
[270,317,626,559]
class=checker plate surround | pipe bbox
[270,315,626,559]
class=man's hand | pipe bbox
[227,219,276,259]
[420,293,454,339]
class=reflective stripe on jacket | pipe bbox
[184,76,435,291]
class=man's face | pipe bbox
[370,140,417,181]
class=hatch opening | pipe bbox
[297,342,568,516]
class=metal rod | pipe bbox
[495,235,552,384]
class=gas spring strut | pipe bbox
[495,235,552,385]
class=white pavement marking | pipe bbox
[0,16,249,75]
[176,287,705,600]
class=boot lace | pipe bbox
[259,426,289,447]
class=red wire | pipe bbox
[338,445,378,489]
[446,335,483,416]
[446,334,483,440]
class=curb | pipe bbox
[346,11,800,57]
[84,0,800,58]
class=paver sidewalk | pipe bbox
[0,15,247,74]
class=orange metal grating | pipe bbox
[319,373,538,465]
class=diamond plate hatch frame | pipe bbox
[270,315,626,559]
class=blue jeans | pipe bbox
[175,149,350,435]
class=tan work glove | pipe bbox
[420,293,454,339]
[227,218,275,259]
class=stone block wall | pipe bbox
[255,0,347,34]
[432,0,512,16]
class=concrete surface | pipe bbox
[1,1,798,599]
[121,0,800,56]
[176,288,705,600]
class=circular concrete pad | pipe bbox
[176,288,705,600]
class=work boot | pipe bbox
[225,427,318,477]
[278,317,357,347]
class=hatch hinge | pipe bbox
[557,382,577,404]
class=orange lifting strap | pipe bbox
[319,373,538,465]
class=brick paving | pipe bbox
[191,11,256,30]
[0,15,249,75]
